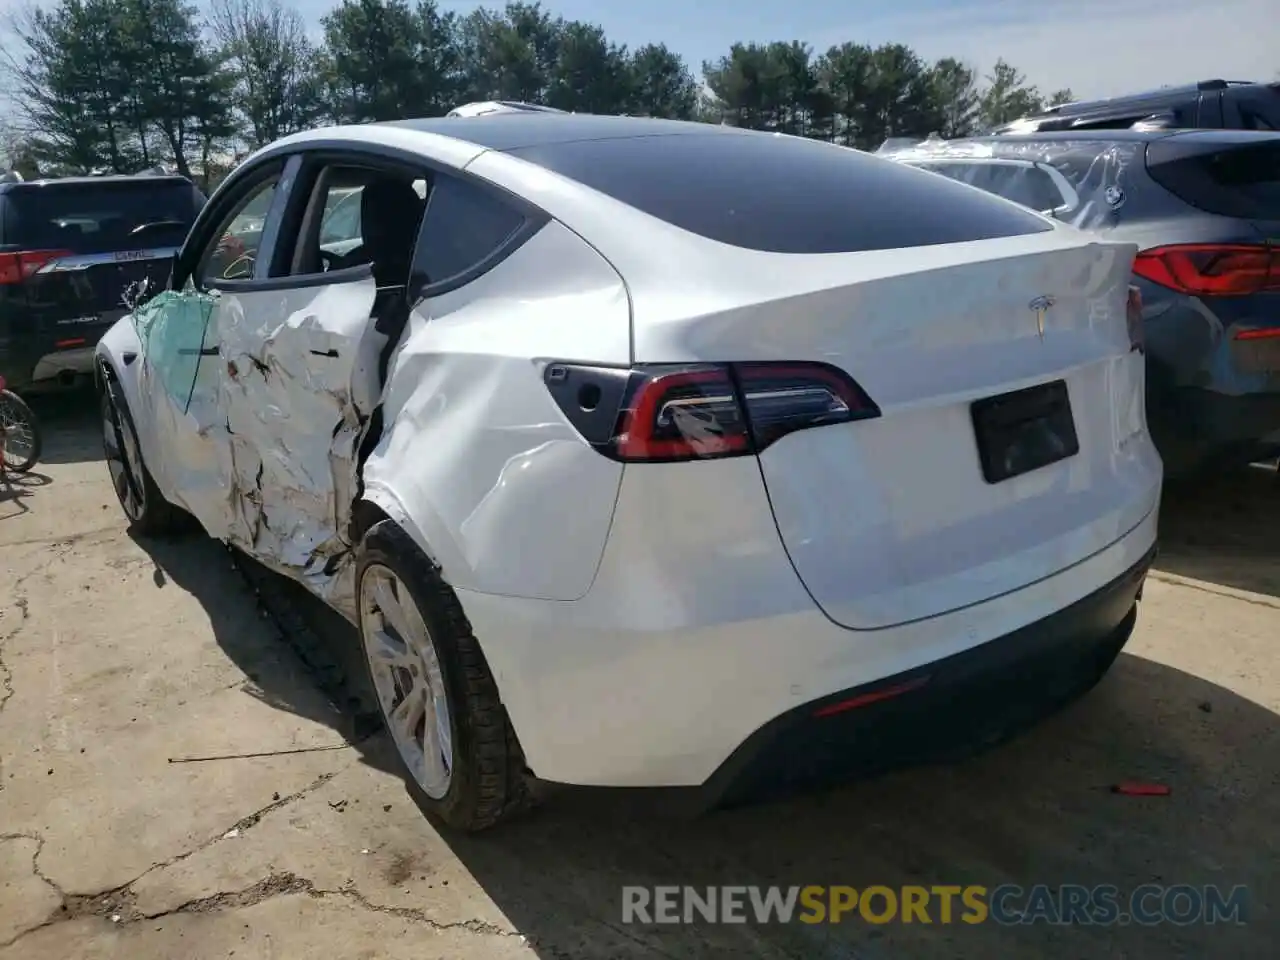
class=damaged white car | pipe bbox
[96,115,1162,832]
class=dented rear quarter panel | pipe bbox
[362,218,631,602]
[98,212,632,613]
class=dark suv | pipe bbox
[0,173,205,391]
[993,79,1280,135]
[884,130,1280,476]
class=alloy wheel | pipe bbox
[359,564,454,799]
[102,391,145,521]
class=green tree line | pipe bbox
[1,0,1073,183]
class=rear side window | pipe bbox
[414,174,527,289]
[2,180,202,254]
[915,162,1066,213]
[1239,104,1276,131]
[508,133,1052,254]
[1224,87,1280,131]
[1147,138,1280,220]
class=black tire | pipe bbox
[100,373,187,536]
[355,520,530,832]
[0,388,42,473]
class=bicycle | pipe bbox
[0,374,42,475]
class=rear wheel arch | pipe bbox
[349,499,392,546]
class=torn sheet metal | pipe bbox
[132,275,381,616]
[880,137,1146,231]
[213,275,381,613]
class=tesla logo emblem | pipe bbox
[1029,296,1055,340]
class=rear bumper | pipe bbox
[704,544,1152,807]
[30,346,97,381]
[459,474,1161,789]
[0,333,108,390]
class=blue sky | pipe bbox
[296,0,1280,100]
[2,0,1277,102]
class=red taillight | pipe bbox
[615,366,750,460]
[610,361,879,462]
[1234,327,1280,341]
[1131,243,1280,297]
[0,249,72,285]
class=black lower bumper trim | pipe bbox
[700,545,1156,809]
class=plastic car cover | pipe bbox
[880,137,1146,231]
[131,289,214,407]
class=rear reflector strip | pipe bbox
[812,676,931,718]
[1234,327,1280,341]
[55,338,86,349]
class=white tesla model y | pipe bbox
[95,115,1161,831]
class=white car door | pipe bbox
[207,270,381,582]
[199,163,410,597]
[128,171,286,536]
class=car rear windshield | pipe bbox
[2,179,204,254]
[1147,138,1280,220]
[507,132,1052,254]
[912,161,1067,213]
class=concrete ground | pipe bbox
[2,393,1277,959]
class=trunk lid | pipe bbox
[635,233,1158,630]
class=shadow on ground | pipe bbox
[126,530,391,774]
[22,386,102,466]
[1156,461,1280,598]
[434,654,1277,958]
[113,422,1277,957]
[0,469,52,521]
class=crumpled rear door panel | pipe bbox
[212,274,381,594]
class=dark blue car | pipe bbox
[887,129,1280,477]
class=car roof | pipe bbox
[922,129,1280,149]
[376,113,749,152]
[993,79,1278,131]
[0,174,194,194]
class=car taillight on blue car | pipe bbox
[1132,243,1280,297]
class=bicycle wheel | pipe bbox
[0,388,42,473]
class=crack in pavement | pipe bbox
[0,598,23,716]
[0,767,350,950]
[0,868,522,950]
[144,872,521,937]
[1,536,99,794]
[0,831,62,898]
[0,525,123,550]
